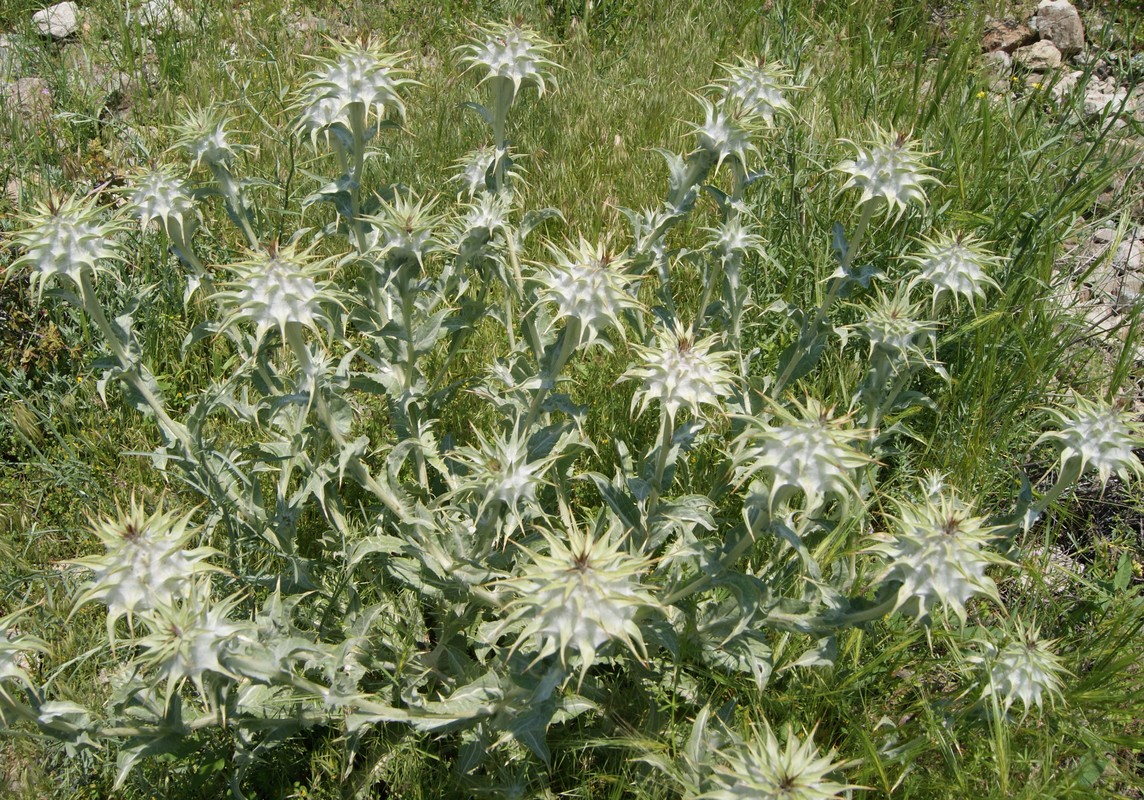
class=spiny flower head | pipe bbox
[456,190,513,243]
[499,511,657,681]
[852,290,943,372]
[733,398,871,515]
[703,212,765,259]
[535,236,641,349]
[1036,396,1144,486]
[708,720,855,800]
[297,41,413,137]
[10,193,123,300]
[174,107,244,171]
[450,428,552,533]
[625,322,736,422]
[453,146,499,197]
[459,21,558,97]
[136,584,249,697]
[717,57,799,126]
[971,624,1068,719]
[868,486,1008,625]
[905,231,1002,311]
[837,126,936,220]
[215,240,342,344]
[124,166,199,246]
[689,97,761,173]
[70,498,217,635]
[367,192,444,267]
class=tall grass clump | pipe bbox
[1,0,1143,796]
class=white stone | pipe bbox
[1084,86,1129,118]
[1014,40,1062,71]
[131,0,191,36]
[32,2,80,40]
[1030,0,1085,58]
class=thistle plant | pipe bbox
[733,398,870,517]
[2,22,1132,797]
[905,231,1002,312]
[867,487,1008,625]
[498,512,657,682]
[70,499,218,638]
[1025,396,1144,527]
[970,625,1068,720]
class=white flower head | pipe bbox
[625,322,735,423]
[125,166,199,246]
[905,231,1002,311]
[703,213,765,258]
[708,720,855,800]
[733,398,871,515]
[174,107,245,171]
[459,21,559,97]
[868,486,1009,625]
[498,512,657,682]
[215,240,342,345]
[972,625,1068,720]
[457,190,513,241]
[1036,396,1144,487]
[450,427,552,534]
[535,236,641,349]
[837,126,936,221]
[366,192,444,267]
[296,41,414,137]
[136,584,249,698]
[717,57,799,126]
[852,289,943,373]
[70,498,218,638]
[689,97,761,173]
[453,146,498,197]
[11,194,124,301]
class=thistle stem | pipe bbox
[647,410,675,515]
[521,319,579,434]
[773,200,875,395]
[78,270,192,452]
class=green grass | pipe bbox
[2,0,1144,796]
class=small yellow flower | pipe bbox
[976,90,986,99]
[1032,82,1042,90]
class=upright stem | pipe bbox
[349,104,369,254]
[647,410,675,515]
[521,319,579,434]
[773,200,875,395]
[79,270,192,452]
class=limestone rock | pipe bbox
[1014,40,1062,71]
[981,19,1036,54]
[131,0,191,36]
[1030,0,1085,58]
[2,77,53,124]
[32,2,80,40]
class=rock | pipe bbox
[982,49,1012,77]
[0,35,22,78]
[1030,0,1085,58]
[1015,40,1062,71]
[982,19,1036,54]
[131,0,192,36]
[2,77,53,124]
[32,1,80,40]
[1093,228,1116,245]
[1084,85,1129,118]
[1049,69,1083,100]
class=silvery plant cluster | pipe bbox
[2,22,1141,798]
